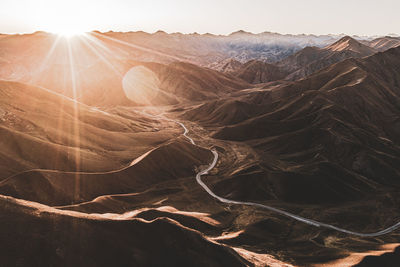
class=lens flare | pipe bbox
[122,66,161,105]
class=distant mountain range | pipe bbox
[215,35,400,83]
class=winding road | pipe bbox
[3,107,399,237]
[171,114,400,237]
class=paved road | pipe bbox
[169,117,400,237]
[9,107,396,237]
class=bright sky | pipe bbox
[0,0,399,36]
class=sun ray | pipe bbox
[66,37,81,201]
[29,35,62,84]
[85,33,131,58]
[82,33,131,64]
[90,32,185,62]
[82,33,113,54]
[79,34,123,76]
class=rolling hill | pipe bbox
[0,79,180,178]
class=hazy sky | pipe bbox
[0,0,399,36]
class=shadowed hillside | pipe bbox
[0,195,248,267]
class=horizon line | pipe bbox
[1,29,399,38]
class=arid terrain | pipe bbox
[0,30,400,266]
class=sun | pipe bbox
[48,25,86,38]
[56,28,85,38]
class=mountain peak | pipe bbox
[154,30,167,35]
[328,36,358,49]
[326,35,375,54]
[229,30,253,36]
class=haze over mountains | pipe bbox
[1,29,400,266]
